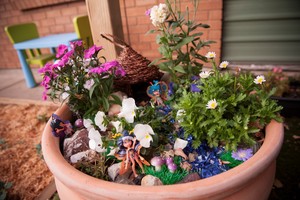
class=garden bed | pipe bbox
[0,101,57,200]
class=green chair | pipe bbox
[73,15,94,48]
[5,23,56,67]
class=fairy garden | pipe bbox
[39,1,283,186]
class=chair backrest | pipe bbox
[5,23,39,44]
[73,15,94,47]
[5,23,43,58]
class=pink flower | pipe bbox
[145,8,151,16]
[57,50,74,66]
[84,45,103,59]
[38,63,53,74]
[70,40,83,49]
[42,90,48,101]
[56,44,68,58]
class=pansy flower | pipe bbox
[134,124,155,148]
[118,98,137,123]
[88,128,106,153]
[83,79,95,90]
[95,111,107,131]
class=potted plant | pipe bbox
[263,67,300,117]
[40,1,284,199]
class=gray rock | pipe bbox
[177,172,201,184]
[108,162,121,181]
[70,149,95,163]
[114,175,135,185]
[141,175,163,186]
[63,129,89,161]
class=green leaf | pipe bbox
[89,83,97,99]
[174,65,187,74]
[145,29,156,34]
[173,37,194,50]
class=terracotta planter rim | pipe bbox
[41,105,284,198]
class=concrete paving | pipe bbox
[0,68,46,101]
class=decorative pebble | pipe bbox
[108,162,121,181]
[177,173,201,184]
[141,175,163,186]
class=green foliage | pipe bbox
[0,181,12,200]
[175,61,283,151]
[73,154,110,181]
[149,0,215,87]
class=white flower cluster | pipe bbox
[150,3,169,27]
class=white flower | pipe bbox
[176,109,185,123]
[110,121,123,133]
[83,118,93,131]
[150,3,169,27]
[95,111,107,131]
[199,71,211,78]
[174,138,188,150]
[61,92,69,100]
[206,99,218,109]
[134,124,155,148]
[205,52,216,59]
[219,61,229,69]
[254,75,266,84]
[118,98,137,123]
[88,128,106,153]
[107,147,117,157]
[83,79,95,90]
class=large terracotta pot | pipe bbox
[42,104,284,200]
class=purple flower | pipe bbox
[190,84,201,92]
[56,44,68,58]
[42,90,48,101]
[70,40,83,49]
[89,66,105,74]
[38,63,52,74]
[84,45,103,59]
[57,50,74,66]
[231,148,253,161]
[101,60,120,71]
[145,8,151,16]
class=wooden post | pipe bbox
[85,0,124,60]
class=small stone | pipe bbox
[177,173,201,184]
[141,175,163,186]
[114,175,135,185]
[108,162,121,181]
[63,129,89,161]
[70,150,95,163]
[188,153,197,162]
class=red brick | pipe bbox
[209,10,222,20]
[208,20,222,30]
[32,12,46,20]
[55,16,71,25]
[127,16,137,26]
[129,24,149,34]
[41,18,55,26]
[137,15,152,25]
[46,10,61,18]
[209,30,222,40]
[126,7,148,17]
[124,0,135,7]
[135,0,156,6]
[62,7,78,16]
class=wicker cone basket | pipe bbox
[101,34,163,100]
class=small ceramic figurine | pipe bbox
[116,130,150,178]
[146,80,168,106]
[50,114,73,138]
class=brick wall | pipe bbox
[0,0,87,69]
[119,0,223,63]
[0,0,222,69]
